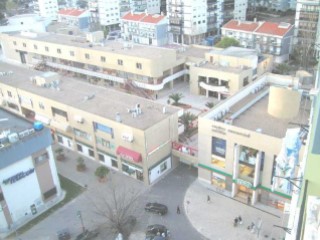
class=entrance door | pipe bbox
[19,51,26,64]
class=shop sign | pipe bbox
[235,178,253,189]
[2,168,35,185]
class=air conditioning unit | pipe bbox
[74,115,84,124]
[122,133,133,142]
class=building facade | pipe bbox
[221,20,294,63]
[0,109,62,232]
[0,62,181,186]
[294,0,320,59]
[0,31,187,94]
[167,0,223,45]
[33,0,59,21]
[121,12,168,46]
[189,47,273,100]
[198,73,310,207]
[58,9,91,30]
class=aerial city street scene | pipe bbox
[0,0,319,239]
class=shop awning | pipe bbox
[35,114,51,125]
[116,146,142,163]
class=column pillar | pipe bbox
[170,69,174,89]
[232,144,240,197]
[252,151,262,204]
[206,77,209,97]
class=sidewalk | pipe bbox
[184,180,287,240]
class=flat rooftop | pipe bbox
[199,62,250,73]
[210,47,259,60]
[0,108,32,134]
[9,32,176,60]
[0,62,180,130]
[221,86,311,138]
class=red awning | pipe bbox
[116,146,142,163]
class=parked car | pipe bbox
[145,224,170,239]
[145,203,168,215]
[56,228,71,240]
[75,229,99,240]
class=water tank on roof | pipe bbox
[34,121,44,131]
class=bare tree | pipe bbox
[87,179,142,239]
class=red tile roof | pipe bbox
[222,20,260,32]
[255,22,293,36]
[122,12,165,24]
[222,20,293,37]
[58,9,86,17]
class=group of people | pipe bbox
[233,216,243,227]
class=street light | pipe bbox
[77,210,86,233]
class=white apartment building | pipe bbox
[99,0,159,30]
[233,0,247,21]
[33,0,59,21]
[167,0,223,45]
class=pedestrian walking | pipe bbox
[247,195,251,205]
[234,217,238,227]
[207,195,211,203]
[238,216,243,224]
[176,205,180,214]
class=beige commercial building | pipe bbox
[0,62,181,185]
[0,32,273,100]
[198,73,310,207]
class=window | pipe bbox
[74,128,92,141]
[243,77,249,87]
[45,46,49,52]
[51,107,68,120]
[57,135,63,143]
[96,136,113,148]
[39,102,45,109]
[34,44,38,50]
[7,91,12,97]
[98,153,104,162]
[85,53,90,59]
[136,63,142,69]
[212,137,226,158]
[70,51,75,56]
[23,43,26,47]
[111,159,118,168]
[118,59,123,65]
[101,56,106,62]
[57,49,61,54]
[88,149,94,157]
[160,162,167,173]
[77,144,83,152]
[13,41,17,46]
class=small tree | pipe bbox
[215,37,240,48]
[205,102,215,109]
[95,166,109,182]
[169,93,184,105]
[273,63,292,75]
[55,147,65,161]
[77,157,86,171]
[180,112,197,135]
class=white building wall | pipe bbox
[147,0,161,14]
[149,156,171,184]
[37,0,58,21]
[1,157,42,224]
[98,0,120,27]
[234,0,247,21]
[46,145,62,196]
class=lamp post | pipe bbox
[77,210,85,233]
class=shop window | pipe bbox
[239,146,258,165]
[111,159,118,168]
[98,153,104,162]
[212,137,226,158]
[77,144,83,152]
[211,158,226,168]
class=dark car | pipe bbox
[145,203,168,215]
[145,224,170,239]
[75,229,99,240]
